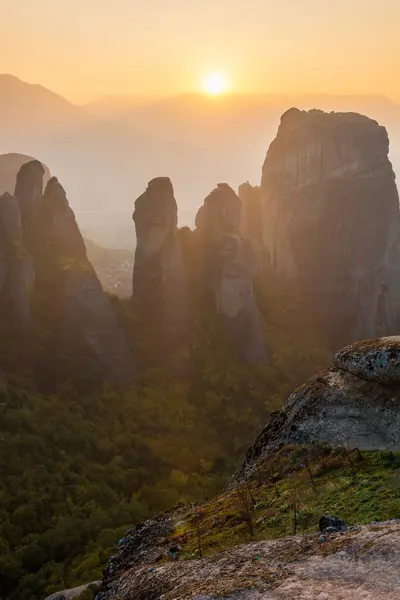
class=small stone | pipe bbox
[319,516,347,533]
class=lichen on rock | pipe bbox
[334,335,400,383]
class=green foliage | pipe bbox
[0,325,331,600]
[168,448,400,558]
[0,241,336,599]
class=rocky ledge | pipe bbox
[95,520,400,600]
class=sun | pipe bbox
[202,72,227,96]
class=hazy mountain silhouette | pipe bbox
[2,74,400,247]
[0,75,205,247]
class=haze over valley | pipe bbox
[2,73,400,247]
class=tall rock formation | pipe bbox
[0,161,135,384]
[238,182,268,275]
[0,153,50,195]
[35,177,135,384]
[260,108,400,347]
[132,177,189,368]
[0,191,34,333]
[195,183,268,364]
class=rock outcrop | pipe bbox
[132,177,189,368]
[97,519,400,600]
[260,108,400,347]
[334,335,400,383]
[0,152,50,195]
[195,183,268,364]
[44,581,100,600]
[0,161,135,383]
[233,335,400,483]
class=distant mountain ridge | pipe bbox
[2,73,400,247]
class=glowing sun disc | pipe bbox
[203,73,227,95]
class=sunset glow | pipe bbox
[1,1,400,102]
[202,73,228,96]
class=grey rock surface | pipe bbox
[334,335,400,383]
[100,522,400,600]
[232,335,400,484]
[44,581,100,600]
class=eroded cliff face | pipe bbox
[260,108,400,347]
[0,162,135,384]
[132,177,189,369]
[195,183,268,364]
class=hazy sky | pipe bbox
[1,0,399,102]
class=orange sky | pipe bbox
[1,0,400,103]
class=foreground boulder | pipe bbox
[195,183,268,364]
[44,581,100,600]
[334,335,400,383]
[233,335,400,483]
[260,108,400,348]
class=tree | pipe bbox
[234,484,255,539]
[191,508,207,558]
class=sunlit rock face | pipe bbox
[261,108,400,347]
[195,183,268,364]
[132,177,189,369]
[0,161,135,384]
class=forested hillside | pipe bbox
[0,278,331,600]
